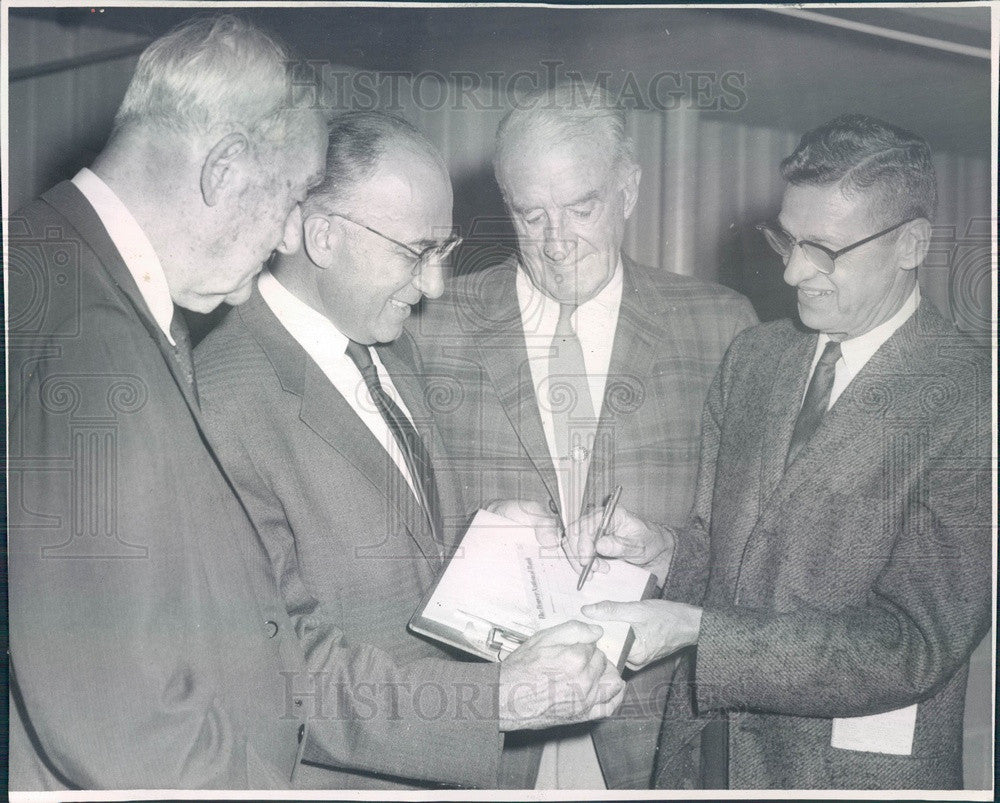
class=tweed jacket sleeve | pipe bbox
[688,318,993,719]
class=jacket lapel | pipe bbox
[42,181,202,416]
[761,310,925,516]
[472,261,562,511]
[583,254,665,512]
[240,295,441,568]
[759,332,817,505]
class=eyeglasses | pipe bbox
[756,219,914,275]
[331,213,462,274]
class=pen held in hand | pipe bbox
[577,484,624,591]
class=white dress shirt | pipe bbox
[516,259,623,791]
[806,285,921,409]
[258,270,419,500]
[517,258,624,517]
[71,168,176,345]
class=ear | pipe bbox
[200,132,249,206]
[275,205,304,256]
[620,163,642,221]
[896,217,931,271]
[302,213,337,269]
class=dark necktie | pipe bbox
[785,339,842,469]
[169,306,198,405]
[548,303,598,520]
[345,340,444,548]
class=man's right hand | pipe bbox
[565,506,675,585]
[498,620,625,731]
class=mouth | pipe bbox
[388,298,413,313]
[798,288,833,299]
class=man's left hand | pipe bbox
[581,599,703,670]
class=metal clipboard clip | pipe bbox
[486,625,529,659]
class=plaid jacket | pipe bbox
[657,303,993,789]
[411,254,757,788]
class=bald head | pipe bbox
[304,111,448,217]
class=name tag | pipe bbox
[831,704,918,755]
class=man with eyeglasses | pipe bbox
[193,111,626,790]
[569,114,991,789]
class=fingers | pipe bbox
[580,600,645,624]
[535,519,564,549]
[528,619,603,647]
[487,499,562,548]
[563,508,603,570]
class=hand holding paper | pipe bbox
[485,498,563,548]
[498,620,626,730]
[582,599,702,670]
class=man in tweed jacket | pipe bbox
[413,81,757,788]
[579,114,992,789]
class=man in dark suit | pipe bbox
[578,114,992,789]
[412,81,758,788]
[7,16,332,788]
[193,111,627,790]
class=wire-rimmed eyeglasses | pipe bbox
[331,212,462,274]
[756,219,914,275]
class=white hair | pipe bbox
[494,80,636,184]
[114,14,318,145]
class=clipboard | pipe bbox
[408,509,657,670]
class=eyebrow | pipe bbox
[512,190,601,216]
[776,218,835,247]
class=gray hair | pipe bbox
[781,113,938,222]
[114,15,316,145]
[493,80,636,185]
[304,111,444,214]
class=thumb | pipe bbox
[581,600,641,623]
[531,619,604,646]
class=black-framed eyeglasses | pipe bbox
[755,219,914,275]
[331,213,462,274]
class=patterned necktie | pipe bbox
[169,305,198,405]
[345,340,444,548]
[785,340,842,469]
[548,303,598,520]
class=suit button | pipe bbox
[297,723,305,743]
[264,620,279,638]
[548,498,559,514]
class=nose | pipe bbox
[782,244,819,287]
[412,257,445,300]
[542,215,573,263]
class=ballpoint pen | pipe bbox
[577,484,623,591]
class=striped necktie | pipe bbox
[345,340,444,548]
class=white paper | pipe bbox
[831,703,918,755]
[420,509,652,665]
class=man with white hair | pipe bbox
[7,15,341,789]
[414,80,757,788]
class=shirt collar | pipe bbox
[71,167,176,344]
[818,284,921,375]
[257,269,349,357]
[515,254,624,334]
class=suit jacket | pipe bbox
[6,181,495,791]
[411,254,758,787]
[193,289,505,790]
[655,303,993,789]
[7,182,311,789]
